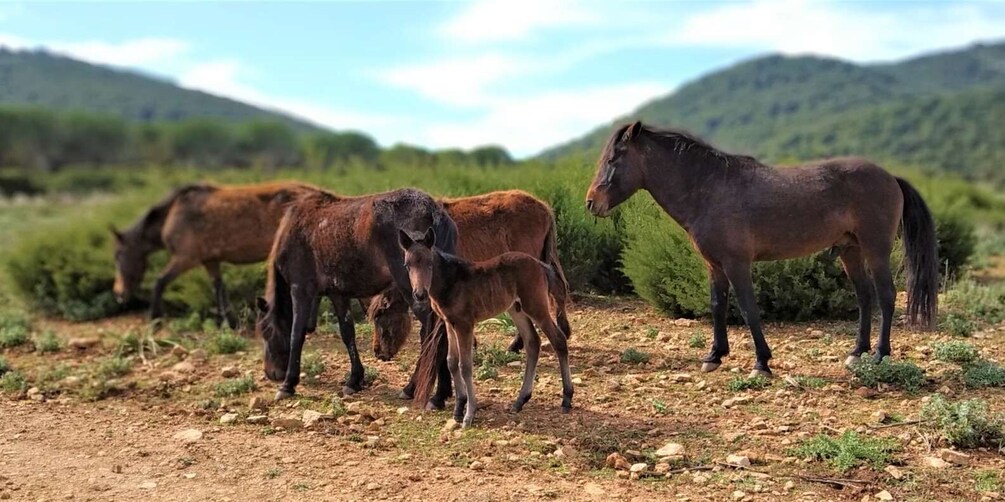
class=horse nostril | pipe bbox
[414,291,427,302]
[586,200,594,211]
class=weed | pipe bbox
[945,280,1005,324]
[0,324,28,348]
[302,351,325,380]
[975,470,1002,492]
[96,356,132,379]
[941,314,975,338]
[792,431,899,472]
[329,395,348,417]
[687,332,705,349]
[651,399,670,415]
[727,375,771,392]
[206,330,248,355]
[849,357,925,391]
[0,370,27,392]
[292,482,311,492]
[921,395,1005,449]
[33,330,63,353]
[214,376,257,397]
[934,341,979,364]
[0,355,9,375]
[645,327,659,340]
[168,312,204,334]
[620,347,650,364]
[961,360,1005,389]
[474,342,521,368]
[475,364,498,381]
[479,313,517,335]
[793,376,828,389]
[363,366,379,386]
[265,468,282,479]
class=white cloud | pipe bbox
[667,0,1004,62]
[49,37,190,68]
[440,0,600,43]
[377,53,542,108]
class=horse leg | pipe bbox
[839,246,873,367]
[537,315,574,413]
[445,323,466,424]
[510,312,540,412]
[868,257,896,362]
[150,257,194,320]
[277,284,315,400]
[332,295,365,394]
[701,266,731,372]
[455,322,477,428]
[204,261,235,329]
[724,263,772,377]
[507,306,532,353]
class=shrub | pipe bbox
[0,355,8,375]
[727,375,771,392]
[162,263,266,327]
[793,376,829,389]
[0,324,28,348]
[792,431,899,472]
[945,280,1005,324]
[849,357,925,391]
[302,351,325,379]
[0,370,28,393]
[933,341,979,364]
[474,343,521,368]
[214,376,257,397]
[621,198,857,321]
[33,330,63,353]
[620,347,650,364]
[975,470,1002,493]
[931,205,976,279]
[961,360,1005,389]
[206,330,248,355]
[941,314,975,337]
[687,332,706,349]
[921,395,1005,449]
[96,356,132,379]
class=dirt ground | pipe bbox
[1,296,1004,502]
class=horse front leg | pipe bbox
[150,257,194,320]
[701,267,731,372]
[204,261,235,329]
[277,284,315,400]
[724,263,772,378]
[332,295,366,395]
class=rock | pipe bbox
[783,480,795,491]
[732,490,746,500]
[654,462,670,474]
[554,445,576,458]
[302,410,324,428]
[655,442,685,457]
[674,318,697,327]
[26,387,41,397]
[271,417,303,430]
[220,366,239,378]
[923,456,951,469]
[871,410,889,423]
[937,448,971,466]
[670,373,692,383]
[885,465,904,480]
[726,454,751,468]
[876,489,894,501]
[172,429,203,443]
[722,396,752,408]
[249,396,268,411]
[855,387,878,399]
[397,406,409,415]
[187,349,208,362]
[809,330,825,338]
[171,361,196,374]
[219,413,239,425]
[68,337,100,349]
[605,453,631,471]
[158,371,182,382]
[572,377,583,385]
[246,415,268,424]
[60,376,82,388]
[138,481,157,490]
[629,463,648,473]
[441,419,460,433]
[469,461,485,471]
[170,345,188,357]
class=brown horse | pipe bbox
[402,228,573,427]
[111,181,317,326]
[369,190,570,365]
[586,122,938,377]
[256,188,457,402]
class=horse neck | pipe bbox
[430,249,466,304]
[640,141,723,230]
[125,218,165,255]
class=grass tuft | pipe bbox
[921,395,1005,450]
[214,376,257,397]
[33,330,63,353]
[206,330,248,355]
[619,347,650,364]
[727,375,771,392]
[849,357,925,391]
[792,431,899,472]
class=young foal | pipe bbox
[401,228,573,427]
[111,181,316,326]
[586,122,938,378]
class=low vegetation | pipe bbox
[214,376,257,397]
[848,357,925,391]
[619,347,650,364]
[206,330,249,355]
[793,431,900,472]
[726,375,771,392]
[933,341,980,364]
[921,395,1005,450]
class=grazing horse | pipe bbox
[586,122,938,377]
[111,181,317,326]
[403,228,573,427]
[256,188,457,402]
[369,190,570,366]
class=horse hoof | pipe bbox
[561,406,572,414]
[341,385,358,396]
[509,403,523,413]
[274,389,295,401]
[398,389,413,400]
[426,400,446,411]
[700,362,721,373]
[462,417,474,429]
[844,355,861,368]
[748,369,772,379]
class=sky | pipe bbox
[1,1,1003,157]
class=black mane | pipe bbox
[603,122,762,169]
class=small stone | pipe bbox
[871,410,889,423]
[271,417,303,430]
[875,489,894,501]
[572,377,583,385]
[397,406,409,415]
[188,349,208,362]
[219,413,239,425]
[726,454,751,468]
[674,318,697,327]
[246,415,268,424]
[732,490,746,500]
[783,481,795,491]
[629,463,648,473]
[182,473,196,480]
[138,481,157,490]
[170,345,188,357]
[302,410,324,428]
[809,330,825,338]
[68,337,100,349]
[172,361,195,374]
[855,387,878,399]
[885,465,904,480]
[220,366,239,378]
[60,376,82,388]
[655,442,685,457]
[469,461,485,471]
[923,456,951,469]
[172,429,203,443]
[554,445,576,458]
[670,373,692,383]
[249,396,268,411]
[158,371,182,382]
[441,419,460,433]
[583,483,605,496]
[111,464,122,474]
[937,448,971,466]
[654,462,670,473]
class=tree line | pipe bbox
[0,106,514,171]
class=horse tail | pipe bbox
[545,263,572,340]
[411,209,458,408]
[542,215,571,339]
[896,177,939,328]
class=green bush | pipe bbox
[921,395,1005,449]
[792,431,900,472]
[931,206,976,278]
[727,375,771,392]
[933,341,979,364]
[302,351,325,379]
[0,355,9,375]
[945,280,1005,324]
[206,329,248,355]
[33,330,62,353]
[961,361,1005,389]
[214,376,257,397]
[941,314,975,337]
[619,347,650,364]
[849,357,925,391]
[96,356,132,379]
[0,324,28,348]
[0,370,27,393]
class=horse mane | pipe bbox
[603,122,762,170]
[126,183,218,245]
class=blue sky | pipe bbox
[1,1,1003,157]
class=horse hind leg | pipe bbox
[331,295,365,395]
[723,262,772,378]
[865,254,896,362]
[510,311,540,413]
[701,266,731,372]
[838,246,874,367]
[204,261,235,329]
[525,299,574,412]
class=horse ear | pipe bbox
[109,225,124,243]
[398,229,414,250]
[256,297,269,314]
[624,121,643,141]
[421,227,436,248]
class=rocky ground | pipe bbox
[1,295,1004,501]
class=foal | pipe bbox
[401,228,573,427]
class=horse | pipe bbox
[369,190,570,366]
[111,181,317,326]
[256,187,458,402]
[402,227,573,427]
[586,122,939,378]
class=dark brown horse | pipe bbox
[369,190,570,366]
[256,188,457,401]
[402,228,573,427]
[586,122,938,377]
[111,181,317,325]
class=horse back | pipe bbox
[442,190,553,262]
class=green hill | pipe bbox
[0,48,320,132]
[540,42,1005,178]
